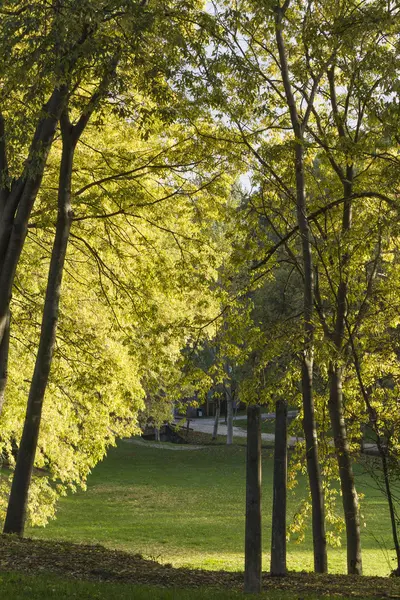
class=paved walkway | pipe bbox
[185,414,379,454]
[184,413,302,448]
[133,412,380,455]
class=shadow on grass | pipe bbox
[0,536,399,599]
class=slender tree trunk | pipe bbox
[294,124,327,576]
[226,385,234,445]
[244,404,262,593]
[212,397,220,440]
[275,10,327,573]
[380,445,400,573]
[302,350,327,573]
[326,147,362,573]
[328,365,362,574]
[0,309,10,415]
[3,123,75,536]
[328,363,362,574]
[270,398,287,576]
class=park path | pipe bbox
[132,411,379,455]
[184,412,302,448]
[185,414,379,455]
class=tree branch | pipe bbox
[252,191,398,271]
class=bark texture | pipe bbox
[244,404,262,594]
[270,398,287,576]
[323,81,362,570]
[297,143,328,574]
[328,364,362,574]
[4,117,75,535]
[0,88,67,346]
[0,309,10,415]
[275,7,327,573]
[0,89,67,421]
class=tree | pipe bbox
[244,404,262,593]
[303,2,399,573]
[0,0,212,405]
[193,1,337,571]
[1,0,240,532]
[201,0,400,575]
[270,397,287,576]
[4,94,105,534]
[0,102,235,529]
[272,2,329,572]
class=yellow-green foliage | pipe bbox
[0,110,236,525]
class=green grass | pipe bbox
[0,571,371,600]
[26,440,396,577]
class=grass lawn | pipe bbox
[25,439,396,577]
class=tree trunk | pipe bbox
[270,398,287,576]
[226,386,233,445]
[275,11,327,573]
[302,352,328,573]
[380,445,400,573]
[212,397,220,440]
[328,363,362,574]
[295,142,328,574]
[3,124,75,536]
[0,88,67,417]
[244,404,262,594]
[328,151,362,573]
[0,309,10,416]
[0,88,67,347]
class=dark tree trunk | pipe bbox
[327,151,362,573]
[0,87,67,421]
[244,404,262,594]
[302,351,328,573]
[212,397,220,440]
[226,384,233,445]
[380,445,400,573]
[275,11,327,573]
[328,363,362,575]
[2,72,108,534]
[324,67,362,573]
[3,120,75,536]
[270,398,287,576]
[294,137,328,576]
[0,309,10,415]
[0,88,67,345]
